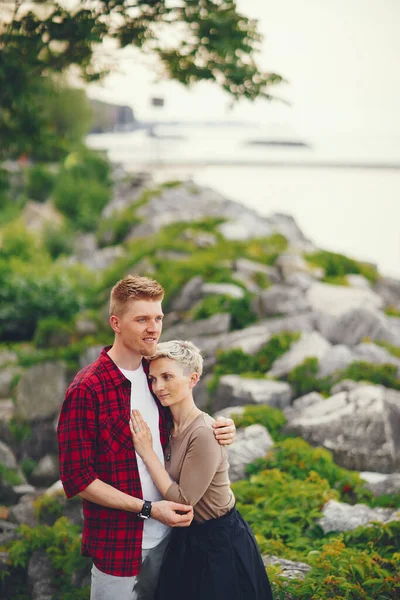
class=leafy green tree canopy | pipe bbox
[0,0,282,158]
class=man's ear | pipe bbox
[110,315,120,334]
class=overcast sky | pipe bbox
[87,0,400,137]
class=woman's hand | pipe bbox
[129,410,154,459]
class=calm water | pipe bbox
[87,125,400,279]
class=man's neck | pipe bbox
[107,345,143,371]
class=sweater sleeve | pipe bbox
[164,426,223,506]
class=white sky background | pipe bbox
[87,0,400,137]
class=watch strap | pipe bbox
[138,500,152,519]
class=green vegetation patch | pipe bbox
[192,294,258,330]
[231,404,287,442]
[305,249,379,283]
[384,305,400,318]
[0,463,22,486]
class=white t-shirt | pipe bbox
[119,364,170,550]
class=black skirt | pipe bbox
[155,507,273,600]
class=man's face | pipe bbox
[114,299,164,359]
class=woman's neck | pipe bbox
[170,399,201,434]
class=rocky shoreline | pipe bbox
[0,167,399,598]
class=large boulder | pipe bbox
[0,366,22,398]
[15,362,67,421]
[268,331,331,378]
[374,276,400,310]
[361,472,400,497]
[162,313,231,341]
[353,342,400,374]
[226,424,274,482]
[285,384,400,472]
[263,555,311,581]
[170,276,204,312]
[317,308,396,346]
[307,282,383,316]
[317,345,355,377]
[258,285,310,317]
[318,499,400,533]
[214,376,292,412]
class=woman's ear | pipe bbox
[189,372,200,388]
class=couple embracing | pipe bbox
[57,275,273,600]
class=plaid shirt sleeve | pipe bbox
[57,383,98,499]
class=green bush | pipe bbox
[42,224,74,259]
[384,305,400,318]
[192,293,258,330]
[231,405,287,441]
[0,221,40,262]
[53,149,111,231]
[246,438,372,504]
[0,166,10,209]
[0,463,22,486]
[287,357,333,397]
[0,262,81,341]
[7,517,91,599]
[33,316,74,348]
[305,249,379,283]
[26,164,55,202]
[340,361,400,390]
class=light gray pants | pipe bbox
[90,532,171,600]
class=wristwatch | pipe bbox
[138,500,152,520]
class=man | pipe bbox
[57,275,236,600]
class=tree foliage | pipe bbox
[0,0,282,158]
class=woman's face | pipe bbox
[149,357,195,407]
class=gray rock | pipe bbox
[307,282,383,316]
[170,276,204,311]
[0,440,18,469]
[259,285,310,317]
[318,345,355,377]
[0,399,14,423]
[201,282,244,299]
[75,316,98,336]
[213,406,246,421]
[79,345,103,369]
[0,366,21,398]
[234,258,281,284]
[275,253,311,278]
[28,550,58,600]
[317,308,394,346]
[22,200,63,233]
[330,379,367,394]
[226,424,274,481]
[30,454,59,487]
[0,350,18,367]
[374,276,400,309]
[15,361,67,421]
[162,313,231,341]
[222,323,271,354]
[285,384,400,472]
[347,274,371,289]
[263,312,317,335]
[268,331,331,378]
[318,499,400,533]
[361,472,400,496]
[285,272,315,291]
[263,555,311,580]
[214,376,292,412]
[353,342,400,373]
[284,392,324,417]
[9,496,38,527]
[267,213,313,249]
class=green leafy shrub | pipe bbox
[42,224,74,259]
[53,150,111,231]
[233,469,336,555]
[0,263,81,341]
[384,305,400,318]
[26,164,55,202]
[20,458,37,479]
[7,517,91,599]
[287,357,333,397]
[305,249,379,283]
[34,493,64,525]
[33,316,74,348]
[8,417,32,442]
[0,221,40,262]
[0,463,22,486]
[246,438,372,504]
[192,293,258,330]
[339,361,400,390]
[0,166,10,209]
[231,405,287,441]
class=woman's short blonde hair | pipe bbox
[148,340,203,376]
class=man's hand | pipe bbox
[212,416,236,445]
[151,500,194,527]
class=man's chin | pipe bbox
[142,341,158,356]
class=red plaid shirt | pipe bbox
[57,347,170,577]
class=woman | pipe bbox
[129,340,273,600]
